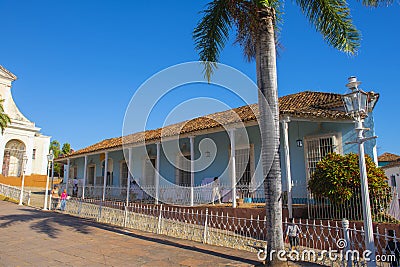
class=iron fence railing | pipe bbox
[60,181,400,223]
[308,186,400,223]
[0,183,31,205]
[60,198,400,266]
[63,183,268,205]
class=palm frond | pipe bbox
[232,1,258,61]
[296,0,360,54]
[232,0,283,61]
[193,0,234,81]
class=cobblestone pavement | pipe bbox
[25,187,46,208]
[0,200,265,266]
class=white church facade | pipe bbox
[0,65,50,177]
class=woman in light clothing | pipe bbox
[212,177,222,205]
[50,186,60,210]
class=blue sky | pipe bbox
[0,1,399,155]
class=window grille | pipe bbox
[235,148,251,186]
[177,155,191,186]
[144,158,156,186]
[120,162,128,187]
[87,165,95,185]
[305,135,336,180]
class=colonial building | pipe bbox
[0,65,50,177]
[57,90,378,207]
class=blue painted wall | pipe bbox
[70,116,377,201]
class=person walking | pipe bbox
[285,218,302,251]
[60,189,68,211]
[212,177,222,205]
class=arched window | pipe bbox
[2,139,26,177]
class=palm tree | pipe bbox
[0,99,10,134]
[194,0,391,265]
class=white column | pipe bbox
[282,118,293,218]
[189,136,195,207]
[372,145,378,166]
[356,119,376,266]
[65,158,70,195]
[102,152,109,201]
[18,156,27,205]
[126,148,133,205]
[155,143,160,205]
[82,156,88,199]
[43,160,51,210]
[229,129,237,208]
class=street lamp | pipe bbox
[43,150,54,210]
[343,76,379,266]
[18,154,28,205]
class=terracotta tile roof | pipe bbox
[378,152,400,162]
[279,91,348,119]
[59,91,351,159]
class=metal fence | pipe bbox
[60,180,400,223]
[0,183,31,205]
[308,186,400,223]
[64,198,268,251]
[60,198,400,266]
[282,218,400,266]
[63,183,268,205]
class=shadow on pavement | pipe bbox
[0,204,259,265]
[92,222,261,265]
[0,208,92,238]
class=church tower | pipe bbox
[0,65,50,176]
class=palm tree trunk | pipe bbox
[256,7,285,266]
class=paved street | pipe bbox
[0,200,262,267]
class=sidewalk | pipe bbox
[0,200,263,266]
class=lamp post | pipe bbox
[343,76,379,266]
[18,154,28,205]
[43,150,54,210]
[50,154,55,193]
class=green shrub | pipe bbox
[308,153,392,220]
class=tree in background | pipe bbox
[49,140,72,177]
[61,143,71,155]
[49,140,61,176]
[308,153,393,221]
[0,99,11,133]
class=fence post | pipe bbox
[203,208,208,244]
[78,198,82,215]
[157,204,163,234]
[342,218,351,267]
[124,204,128,228]
[98,200,103,222]
[27,190,31,206]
